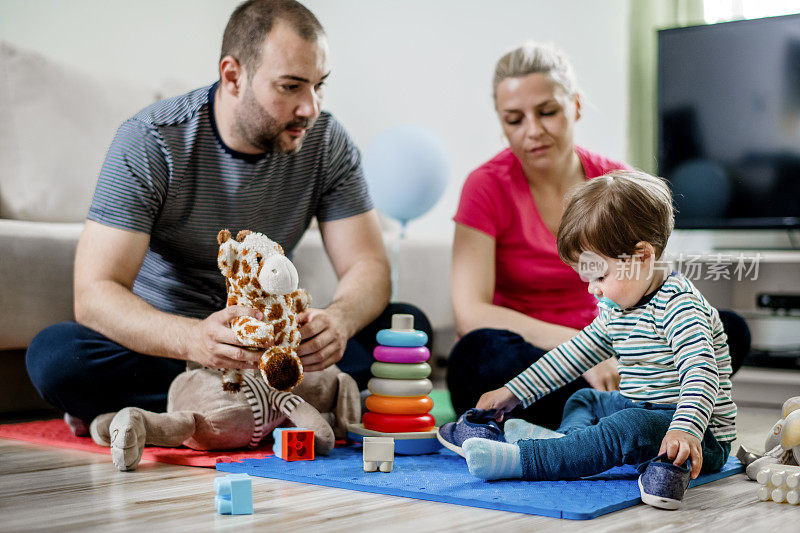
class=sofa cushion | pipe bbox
[0,41,157,222]
[0,219,84,349]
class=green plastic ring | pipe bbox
[371,362,431,380]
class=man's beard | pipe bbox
[234,84,313,154]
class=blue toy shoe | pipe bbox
[637,454,692,510]
[436,408,505,457]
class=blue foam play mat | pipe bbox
[216,446,744,519]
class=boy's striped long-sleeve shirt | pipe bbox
[506,272,736,442]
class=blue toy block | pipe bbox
[214,473,253,515]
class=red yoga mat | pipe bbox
[0,418,274,467]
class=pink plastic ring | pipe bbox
[373,345,430,364]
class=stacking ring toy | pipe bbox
[373,345,429,364]
[376,329,428,347]
[371,361,431,380]
[362,412,435,433]
[366,394,434,415]
[368,377,432,397]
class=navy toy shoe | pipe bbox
[637,454,692,510]
[436,408,505,457]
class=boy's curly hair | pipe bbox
[557,170,674,264]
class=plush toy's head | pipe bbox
[217,229,299,296]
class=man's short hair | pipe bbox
[557,170,675,264]
[220,0,324,76]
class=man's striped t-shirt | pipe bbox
[506,272,737,441]
[87,82,373,319]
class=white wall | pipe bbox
[0,0,630,239]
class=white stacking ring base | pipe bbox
[347,423,442,455]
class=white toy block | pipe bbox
[756,464,800,505]
[391,314,415,331]
[363,437,395,473]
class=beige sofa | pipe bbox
[0,41,455,414]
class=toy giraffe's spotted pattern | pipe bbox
[217,229,310,392]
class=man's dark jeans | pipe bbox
[26,302,431,422]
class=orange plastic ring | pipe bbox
[362,412,435,433]
[365,394,433,415]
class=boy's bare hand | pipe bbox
[476,387,521,421]
[659,430,703,478]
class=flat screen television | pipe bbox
[657,14,800,229]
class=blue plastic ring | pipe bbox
[376,329,428,347]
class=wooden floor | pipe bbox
[0,404,796,532]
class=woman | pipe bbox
[446,41,750,428]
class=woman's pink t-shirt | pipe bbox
[453,146,630,331]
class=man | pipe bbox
[26,0,429,434]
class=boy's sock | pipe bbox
[463,437,523,480]
[503,418,564,444]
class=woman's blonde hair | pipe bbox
[557,170,675,264]
[493,41,579,103]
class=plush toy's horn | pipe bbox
[217,229,231,244]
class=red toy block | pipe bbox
[272,427,314,461]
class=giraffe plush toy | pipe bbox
[88,229,361,472]
[217,229,310,392]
